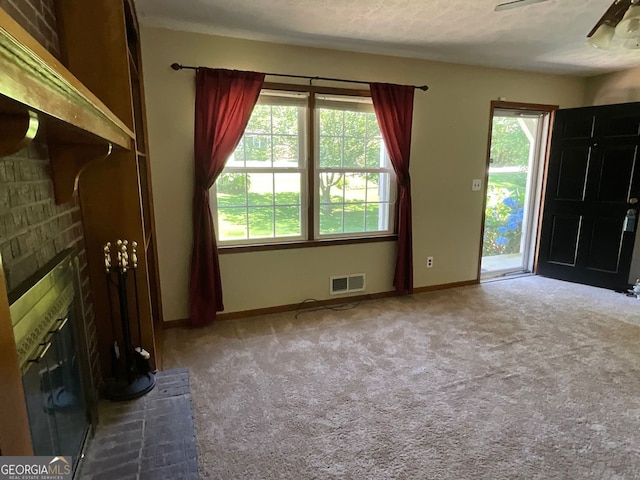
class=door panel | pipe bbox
[538,102,640,290]
[561,115,595,139]
[556,147,590,200]
[596,146,637,203]
[585,218,624,272]
[548,215,581,265]
[603,114,640,138]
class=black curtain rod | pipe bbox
[170,63,429,91]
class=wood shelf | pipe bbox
[54,0,164,377]
[0,9,134,150]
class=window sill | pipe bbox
[218,234,398,254]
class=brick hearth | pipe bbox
[78,369,199,480]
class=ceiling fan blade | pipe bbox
[587,0,632,37]
[494,0,549,12]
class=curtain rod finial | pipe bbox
[417,85,429,91]
[170,63,183,71]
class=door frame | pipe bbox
[476,100,558,282]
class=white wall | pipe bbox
[584,66,640,284]
[140,26,586,320]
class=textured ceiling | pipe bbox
[135,0,640,76]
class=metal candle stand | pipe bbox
[103,240,156,400]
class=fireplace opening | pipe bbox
[9,248,96,475]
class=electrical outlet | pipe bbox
[472,179,482,191]
[427,256,434,268]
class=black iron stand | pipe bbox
[103,240,155,401]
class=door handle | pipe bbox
[624,209,637,233]
[49,317,68,333]
[28,342,52,363]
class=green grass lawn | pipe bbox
[218,172,527,244]
[488,171,527,192]
[217,192,385,240]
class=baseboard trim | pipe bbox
[164,317,191,329]
[164,279,479,328]
[412,279,478,294]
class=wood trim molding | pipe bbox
[164,279,479,328]
[0,7,134,148]
[412,279,478,294]
[490,101,559,113]
[0,254,33,456]
[218,234,397,254]
[532,109,557,274]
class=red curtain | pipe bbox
[190,68,265,327]
[370,83,415,294]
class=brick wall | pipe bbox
[0,2,101,385]
[0,0,60,58]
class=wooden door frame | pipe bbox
[476,101,558,282]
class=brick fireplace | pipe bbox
[0,0,101,395]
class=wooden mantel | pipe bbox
[0,7,135,202]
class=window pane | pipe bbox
[319,172,344,204]
[245,105,271,134]
[248,206,274,238]
[319,136,343,168]
[319,205,343,234]
[365,138,383,168]
[344,204,365,233]
[272,105,298,135]
[247,173,274,206]
[367,173,392,202]
[215,91,395,244]
[315,96,394,238]
[365,203,390,232]
[275,206,301,237]
[343,137,365,168]
[218,207,247,241]
[245,135,272,166]
[216,173,247,207]
[343,173,367,203]
[274,173,301,205]
[319,109,343,136]
[365,113,381,138]
[273,135,298,167]
[343,110,367,137]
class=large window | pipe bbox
[213,88,395,246]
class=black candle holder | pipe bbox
[102,239,155,401]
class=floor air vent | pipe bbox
[330,274,366,295]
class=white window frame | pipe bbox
[314,94,396,240]
[212,90,308,245]
[212,87,397,247]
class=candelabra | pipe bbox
[102,240,155,400]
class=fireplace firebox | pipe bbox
[9,249,96,475]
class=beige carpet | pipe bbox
[163,276,640,479]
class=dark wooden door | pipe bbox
[537,102,640,290]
